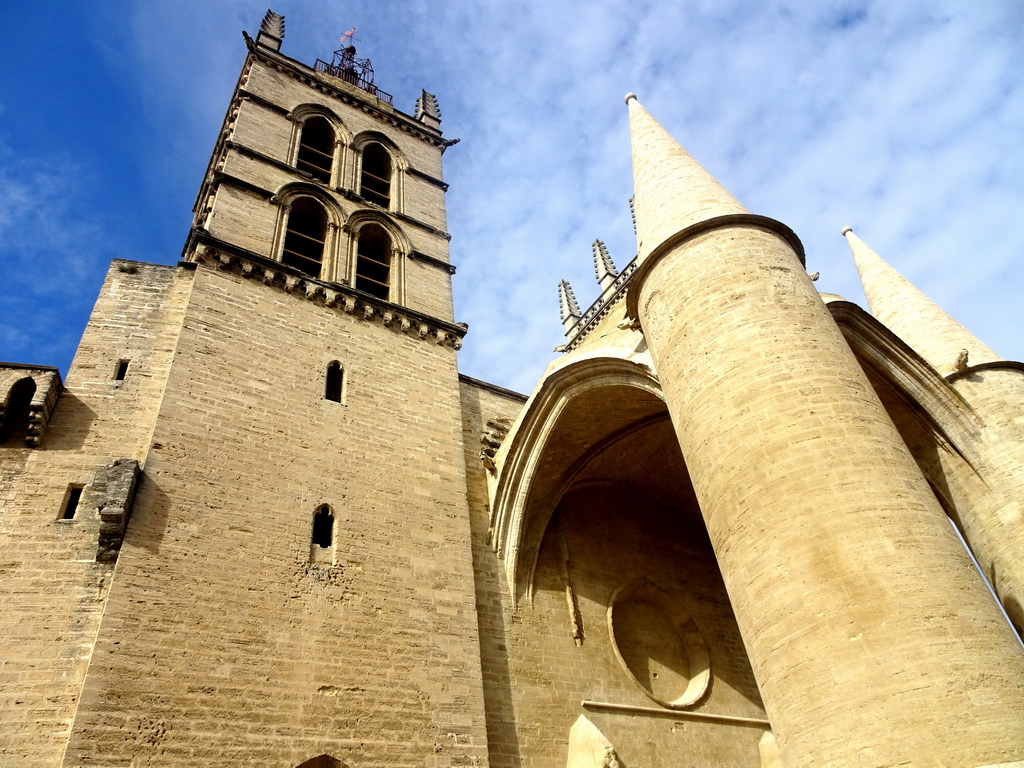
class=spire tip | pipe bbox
[624,92,638,105]
[841,226,854,236]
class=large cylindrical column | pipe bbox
[947,366,1024,638]
[624,96,1024,766]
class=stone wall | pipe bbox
[0,262,192,766]
[61,263,488,766]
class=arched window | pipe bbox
[360,142,392,208]
[325,361,343,403]
[312,506,334,548]
[281,198,327,278]
[296,117,334,184]
[311,505,335,565]
[1,377,36,444]
[354,225,392,301]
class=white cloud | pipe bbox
[4,0,1020,390]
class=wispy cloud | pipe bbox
[3,1,1020,389]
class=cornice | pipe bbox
[247,45,448,149]
[409,250,457,275]
[458,374,528,402]
[184,231,466,350]
[407,167,449,191]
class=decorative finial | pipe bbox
[808,271,820,282]
[260,10,285,39]
[841,226,854,236]
[558,280,582,333]
[624,92,638,104]
[592,240,619,291]
[255,10,285,51]
[628,196,637,235]
[415,90,442,122]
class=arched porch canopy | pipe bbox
[489,350,687,601]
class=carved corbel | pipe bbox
[304,284,321,300]
[215,252,233,269]
[262,268,277,285]
[342,297,357,314]
[240,261,254,277]
[417,323,430,339]
[400,318,412,333]
[382,310,396,327]
[452,337,463,351]
[324,289,339,307]
[362,305,375,321]
[284,276,301,293]
[435,330,449,345]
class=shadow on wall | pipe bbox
[40,393,97,452]
[122,471,171,556]
[460,382,524,768]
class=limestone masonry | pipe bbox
[2,11,1023,768]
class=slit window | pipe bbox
[114,359,130,381]
[325,361,344,403]
[312,507,334,548]
[296,117,334,184]
[281,198,327,278]
[354,225,392,301]
[360,143,392,208]
[60,485,84,520]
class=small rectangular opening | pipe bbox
[114,360,130,381]
[60,485,84,520]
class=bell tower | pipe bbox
[185,11,460,327]
[56,12,488,766]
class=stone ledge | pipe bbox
[189,237,466,350]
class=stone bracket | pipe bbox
[88,458,142,563]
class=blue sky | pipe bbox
[1,1,1021,394]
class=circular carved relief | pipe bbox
[606,579,711,709]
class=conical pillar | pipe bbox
[623,94,1024,766]
[844,226,999,375]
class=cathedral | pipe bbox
[2,11,1024,767]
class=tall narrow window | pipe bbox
[281,198,328,278]
[114,359,130,381]
[60,484,84,520]
[311,505,335,564]
[296,117,334,183]
[360,143,392,208]
[354,225,392,301]
[325,361,343,403]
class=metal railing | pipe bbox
[314,60,393,104]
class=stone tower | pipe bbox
[0,12,494,767]
[2,10,1024,768]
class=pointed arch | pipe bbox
[273,185,343,281]
[289,104,351,185]
[351,131,407,212]
[296,116,335,183]
[344,211,411,304]
[489,353,667,600]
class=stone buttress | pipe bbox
[622,94,1024,766]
